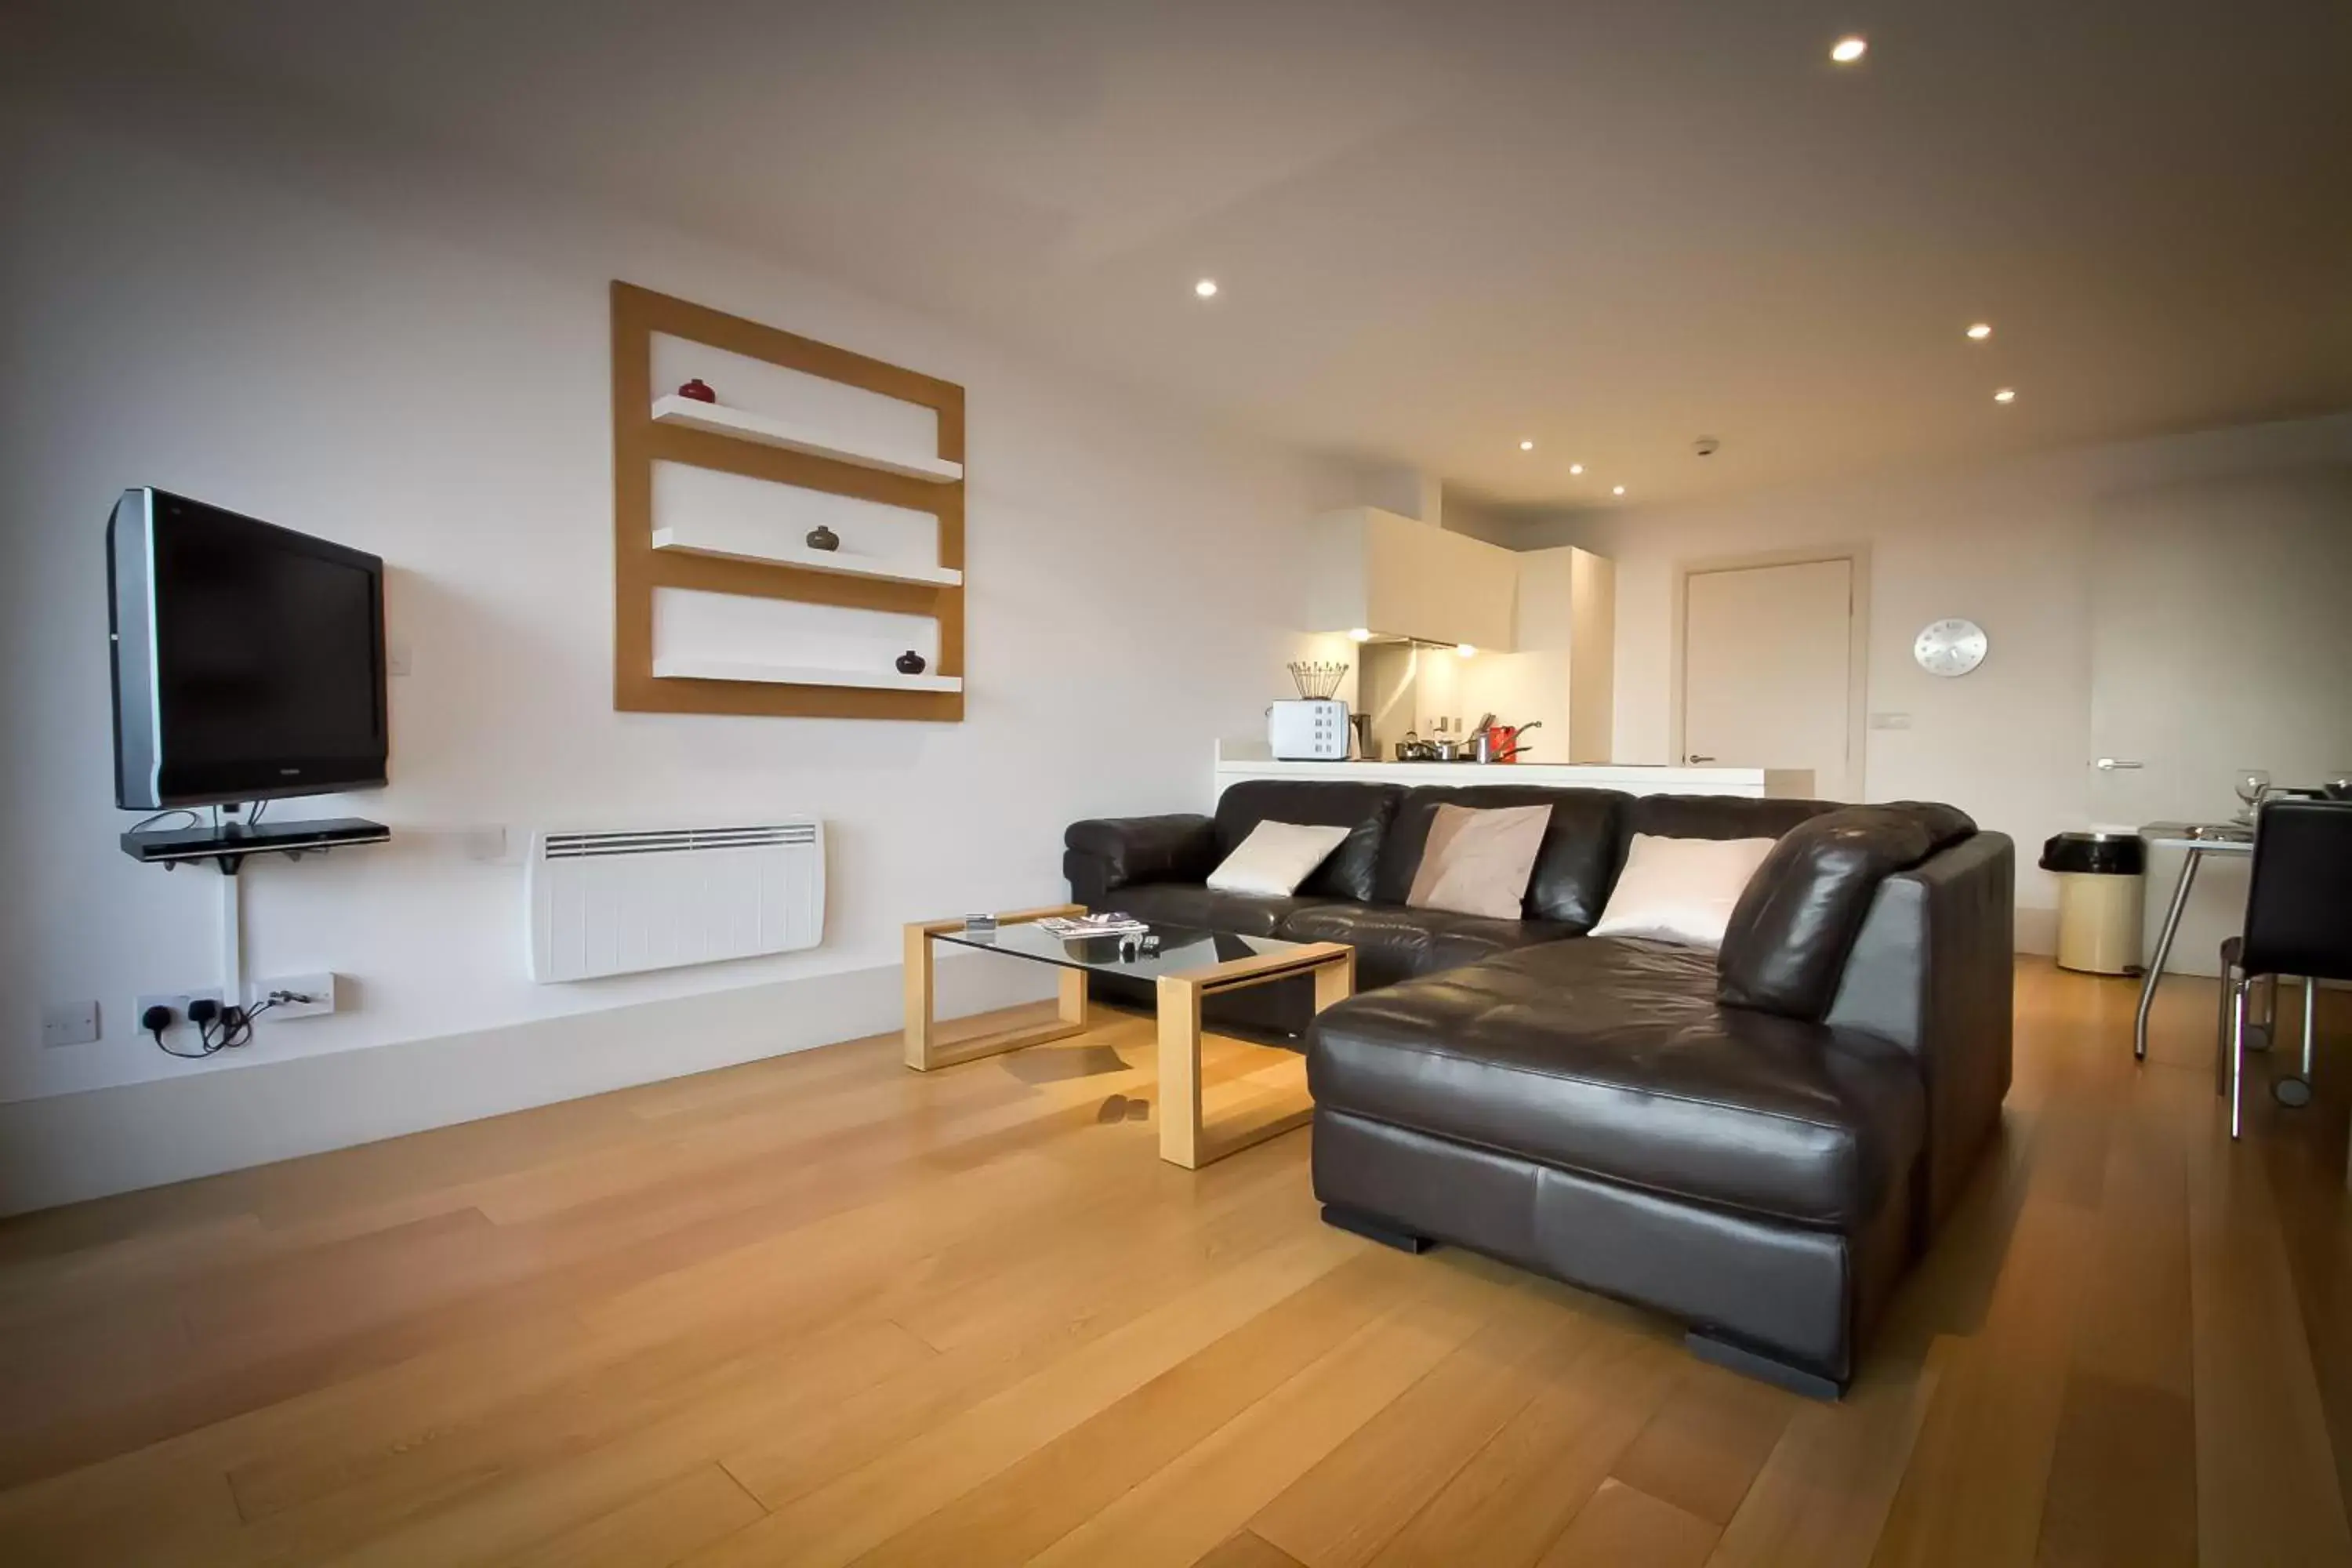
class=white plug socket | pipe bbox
[247,973,339,1021]
[134,989,227,1049]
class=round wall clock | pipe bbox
[1914,618,1988,678]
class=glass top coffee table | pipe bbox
[902,904,1355,1168]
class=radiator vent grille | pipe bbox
[527,819,824,982]
[541,823,820,858]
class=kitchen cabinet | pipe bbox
[1450,545,1614,764]
[1304,507,1518,652]
[1303,512,1616,764]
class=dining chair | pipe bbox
[2220,797,2352,1138]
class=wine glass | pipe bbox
[2234,769,2270,825]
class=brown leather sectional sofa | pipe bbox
[1064,779,2014,1395]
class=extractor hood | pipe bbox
[1303,506,1519,651]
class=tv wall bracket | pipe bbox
[120,819,388,1017]
[120,817,390,877]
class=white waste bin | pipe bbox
[2039,831,2146,975]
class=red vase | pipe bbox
[677,378,717,404]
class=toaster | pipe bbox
[1269,699,1350,760]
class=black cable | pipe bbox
[153,1018,226,1059]
[150,996,285,1058]
[146,983,321,1058]
[126,808,201,834]
[218,998,279,1048]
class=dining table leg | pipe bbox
[2134,846,2204,1061]
[2303,975,2318,1081]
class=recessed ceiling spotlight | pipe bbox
[1569,463,1584,475]
[1519,439,1535,451]
[1612,485,1627,496]
[1993,387,2016,404]
[1455,644,1478,659]
[1347,627,1373,642]
[1194,278,1218,299]
[1830,36,1867,64]
[1966,322,1993,340]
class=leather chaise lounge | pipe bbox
[1065,780,2013,1395]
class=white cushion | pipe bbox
[1589,833,1778,949]
[1205,821,1352,898]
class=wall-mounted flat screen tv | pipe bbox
[108,488,388,810]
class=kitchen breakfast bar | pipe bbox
[1213,740,1816,800]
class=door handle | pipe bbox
[1686,754,1716,764]
[2094,757,2144,771]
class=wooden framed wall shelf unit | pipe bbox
[611,281,967,720]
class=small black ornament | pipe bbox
[895,650,927,676]
[804,524,840,552]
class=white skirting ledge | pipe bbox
[2013,905,2059,957]
[0,951,1050,1218]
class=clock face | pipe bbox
[1915,618,1987,677]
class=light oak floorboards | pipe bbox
[0,966,2348,1566]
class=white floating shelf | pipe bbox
[652,656,961,693]
[652,395,964,484]
[652,525,962,586]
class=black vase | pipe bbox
[804,524,840,552]
[895,650,927,676]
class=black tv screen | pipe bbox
[109,488,387,809]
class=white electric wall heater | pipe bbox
[527,822,824,982]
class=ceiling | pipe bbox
[45,0,2352,510]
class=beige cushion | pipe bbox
[1405,803,1555,920]
[1590,833,1778,949]
[1206,820,1352,897]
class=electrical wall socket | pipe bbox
[248,973,338,1021]
[134,989,226,1049]
[42,1001,100,1048]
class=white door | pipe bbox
[1682,558,1856,799]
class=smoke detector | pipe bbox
[1693,437,1722,457]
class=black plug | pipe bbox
[140,1004,175,1040]
[187,997,222,1028]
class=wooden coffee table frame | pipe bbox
[903,906,1091,1072]
[1154,942,1354,1170]
[902,908,1354,1169]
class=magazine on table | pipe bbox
[1037,913,1151,938]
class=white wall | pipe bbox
[0,45,1346,1119]
[1519,413,2352,949]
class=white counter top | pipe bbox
[1214,742,1817,800]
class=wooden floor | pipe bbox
[2,961,2350,1567]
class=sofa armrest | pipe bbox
[1824,831,2015,1233]
[1063,814,1218,906]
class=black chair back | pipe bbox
[2241,798,2352,982]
